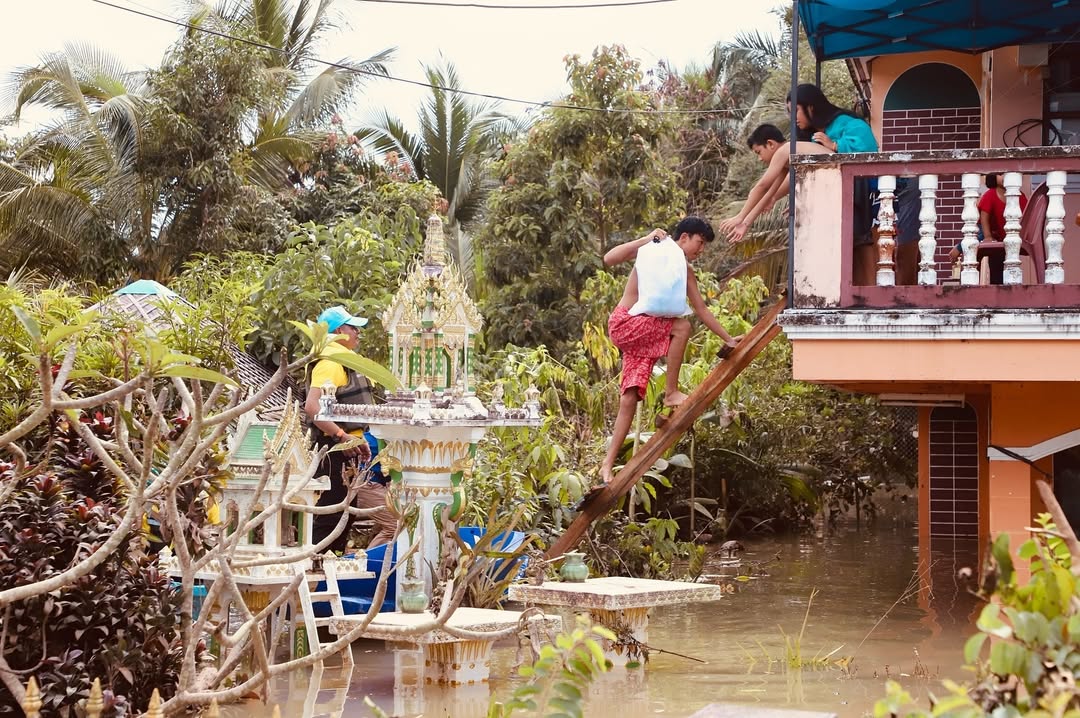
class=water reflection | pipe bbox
[225,525,981,718]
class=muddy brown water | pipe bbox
[225,524,982,717]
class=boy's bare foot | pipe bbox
[663,390,688,408]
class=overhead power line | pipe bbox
[90,0,756,117]
[351,0,674,7]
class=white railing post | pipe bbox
[876,175,897,286]
[1045,170,1067,284]
[1002,171,1024,285]
[960,173,981,285]
[917,174,939,286]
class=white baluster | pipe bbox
[917,174,939,286]
[1002,171,1024,285]
[875,175,897,287]
[960,173,981,286]
[1044,170,1067,284]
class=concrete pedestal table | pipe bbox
[509,576,723,667]
[329,607,561,685]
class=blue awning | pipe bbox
[798,0,1080,60]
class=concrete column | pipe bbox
[987,458,1034,555]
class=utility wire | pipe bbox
[90,0,754,116]
[350,0,674,8]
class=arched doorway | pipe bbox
[882,63,982,282]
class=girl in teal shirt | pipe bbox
[788,83,879,153]
[787,84,882,285]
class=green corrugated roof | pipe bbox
[233,425,276,461]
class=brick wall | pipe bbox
[882,107,981,279]
[928,405,979,539]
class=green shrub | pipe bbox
[875,513,1080,717]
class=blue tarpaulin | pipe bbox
[798,0,1080,60]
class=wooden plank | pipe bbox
[545,297,786,559]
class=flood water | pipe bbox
[228,523,983,718]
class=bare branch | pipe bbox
[52,342,79,392]
[1034,479,1080,573]
[54,374,145,411]
[171,376,196,416]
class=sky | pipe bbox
[1,0,784,134]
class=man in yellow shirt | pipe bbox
[304,306,395,551]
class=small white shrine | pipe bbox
[317,214,541,605]
[383,215,483,393]
[218,399,327,567]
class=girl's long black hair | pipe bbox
[786,83,859,131]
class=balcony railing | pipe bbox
[791,146,1080,310]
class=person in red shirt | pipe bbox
[978,172,1028,240]
[949,174,1031,283]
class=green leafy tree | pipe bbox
[477,45,686,356]
[246,208,431,368]
[684,329,915,533]
[140,31,291,275]
[281,116,442,226]
[0,35,289,282]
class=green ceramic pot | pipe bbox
[399,578,428,613]
[559,552,589,583]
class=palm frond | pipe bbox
[356,112,425,179]
[727,29,787,68]
[283,47,393,128]
[289,0,338,71]
[717,203,790,291]
[246,128,318,189]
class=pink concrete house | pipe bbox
[779,1,1080,574]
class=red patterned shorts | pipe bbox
[608,305,675,399]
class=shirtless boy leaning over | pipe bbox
[599,217,742,485]
[719,124,830,243]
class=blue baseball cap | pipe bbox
[317,305,368,333]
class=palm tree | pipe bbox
[358,60,505,278]
[186,0,394,190]
[0,44,153,277]
[0,1,393,281]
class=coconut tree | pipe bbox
[0,44,153,278]
[186,0,394,190]
[0,1,394,281]
[358,60,504,278]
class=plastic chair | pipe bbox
[458,527,529,583]
[1019,182,1049,284]
[315,527,528,616]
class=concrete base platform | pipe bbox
[509,576,723,667]
[330,607,560,685]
